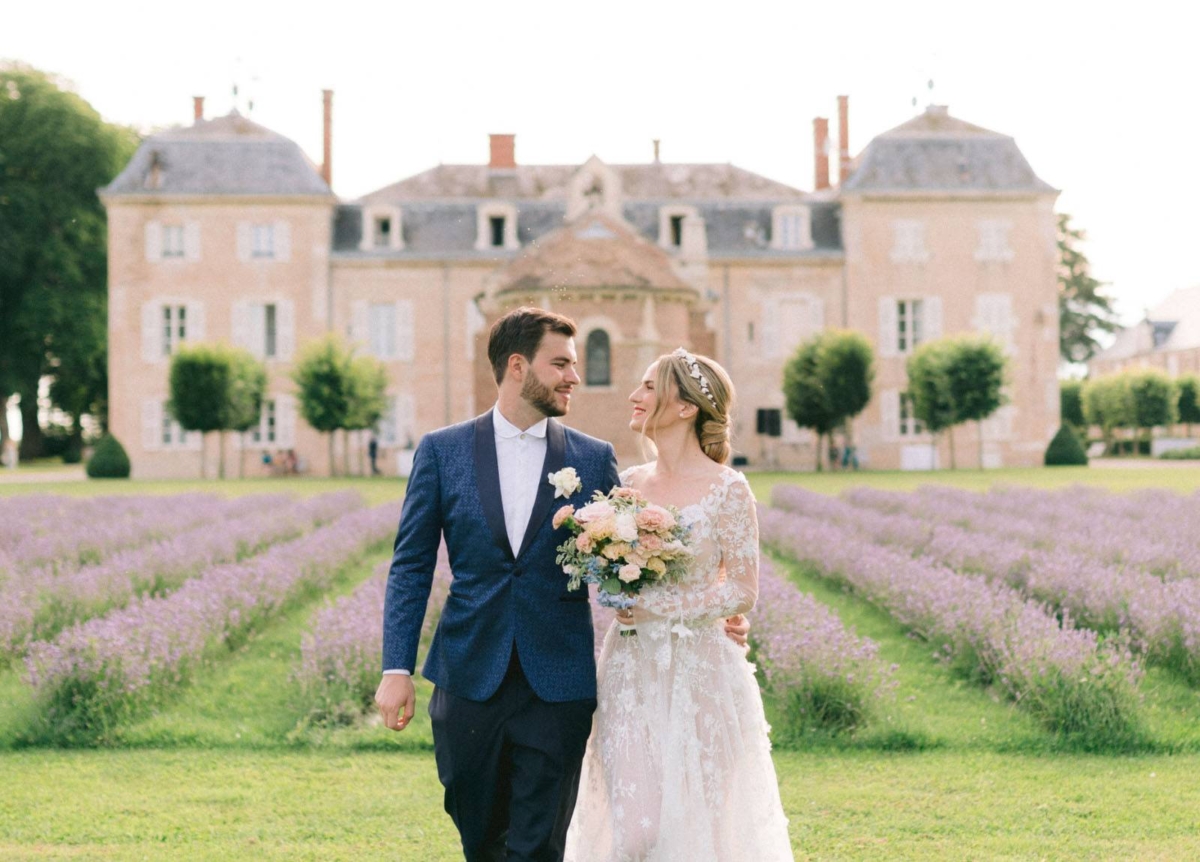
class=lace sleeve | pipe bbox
[637,473,759,625]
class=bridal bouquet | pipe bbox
[553,486,692,632]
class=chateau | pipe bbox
[102,93,1061,478]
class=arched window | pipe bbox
[585,329,611,387]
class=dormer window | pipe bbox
[771,205,813,251]
[658,205,698,250]
[360,206,404,252]
[476,202,518,250]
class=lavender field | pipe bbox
[4,475,1200,860]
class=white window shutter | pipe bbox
[231,301,251,351]
[142,301,162,362]
[465,300,486,361]
[236,222,252,262]
[761,299,780,358]
[186,301,205,342]
[878,297,899,358]
[276,394,296,448]
[184,222,201,262]
[350,300,369,345]
[277,299,296,361]
[881,390,900,442]
[142,399,162,452]
[144,221,162,262]
[274,221,292,262]
[396,300,414,362]
[249,303,267,358]
[924,296,944,341]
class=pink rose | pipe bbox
[638,534,664,553]
[575,533,594,553]
[618,563,641,583]
[553,506,574,529]
[636,505,675,534]
[611,486,646,503]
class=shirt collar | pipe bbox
[493,404,548,440]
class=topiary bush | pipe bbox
[1045,424,1088,466]
[86,435,131,478]
[1160,446,1200,460]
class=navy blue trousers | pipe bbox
[429,649,596,862]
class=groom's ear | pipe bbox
[506,353,527,382]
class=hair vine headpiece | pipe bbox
[672,347,719,411]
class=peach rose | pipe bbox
[638,534,664,553]
[618,563,641,583]
[611,486,646,503]
[552,505,575,530]
[576,499,616,523]
[636,505,676,534]
[587,517,616,541]
[602,541,633,561]
[575,533,594,553]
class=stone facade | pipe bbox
[102,98,1061,477]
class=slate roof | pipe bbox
[490,211,694,295]
[103,111,332,197]
[1095,285,1200,362]
[842,105,1055,195]
[361,162,806,203]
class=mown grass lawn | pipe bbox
[5,466,1200,859]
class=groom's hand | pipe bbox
[724,614,750,648]
[375,674,416,732]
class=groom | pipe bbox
[376,307,748,861]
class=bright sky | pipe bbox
[4,0,1198,326]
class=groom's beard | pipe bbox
[521,372,567,417]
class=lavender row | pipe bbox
[775,486,1200,682]
[751,556,896,734]
[24,503,398,738]
[0,491,361,660]
[1,493,269,579]
[845,485,1200,580]
[759,504,1144,744]
[295,551,450,724]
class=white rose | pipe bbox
[618,563,641,583]
[548,467,583,499]
[615,512,638,543]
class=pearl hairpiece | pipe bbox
[672,347,719,411]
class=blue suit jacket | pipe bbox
[382,409,620,703]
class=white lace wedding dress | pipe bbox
[565,466,793,861]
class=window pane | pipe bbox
[585,330,611,386]
[490,216,505,248]
[670,215,684,247]
[264,304,277,358]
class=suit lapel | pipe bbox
[473,411,514,560]
[517,417,566,559]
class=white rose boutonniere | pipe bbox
[548,466,583,499]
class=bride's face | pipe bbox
[629,361,689,438]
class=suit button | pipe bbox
[513,567,523,577]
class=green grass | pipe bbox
[8,468,1200,858]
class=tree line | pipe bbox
[1060,372,1200,456]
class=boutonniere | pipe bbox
[548,466,583,499]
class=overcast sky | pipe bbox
[4,0,1198,324]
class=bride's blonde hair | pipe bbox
[643,348,735,465]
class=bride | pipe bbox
[565,348,793,861]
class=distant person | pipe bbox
[842,443,859,471]
[261,450,273,474]
[368,435,381,476]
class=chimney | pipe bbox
[193,96,205,122]
[321,89,333,188]
[837,95,850,184]
[813,117,830,191]
[489,134,516,169]
[653,139,661,164]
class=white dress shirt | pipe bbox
[385,405,548,676]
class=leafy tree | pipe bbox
[291,335,355,476]
[344,355,388,476]
[819,331,875,465]
[1177,374,1200,437]
[1082,374,1133,454]
[1127,369,1177,456]
[168,344,238,478]
[226,350,268,479]
[1060,379,1086,430]
[943,336,1008,469]
[782,339,837,471]
[0,64,139,458]
[1044,425,1088,466]
[905,341,957,467]
[1058,213,1120,364]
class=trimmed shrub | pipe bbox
[1160,446,1200,460]
[86,435,131,479]
[1045,425,1088,466]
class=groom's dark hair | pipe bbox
[488,306,577,384]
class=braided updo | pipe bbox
[651,349,735,464]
